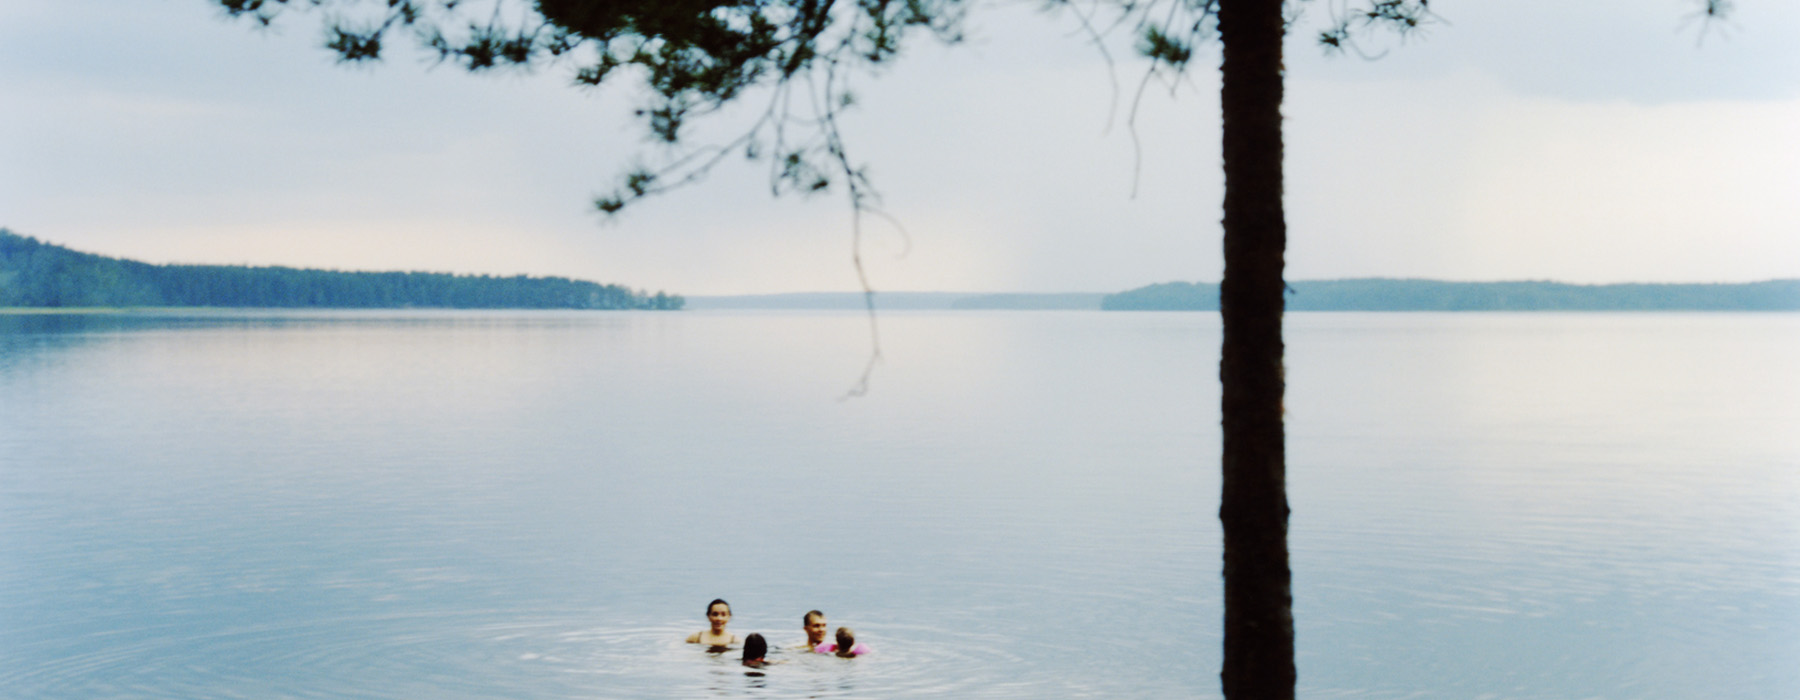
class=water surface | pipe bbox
[2,310,1794,698]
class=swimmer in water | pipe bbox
[685,599,740,647]
[741,633,772,667]
[799,610,828,650]
[816,626,871,657]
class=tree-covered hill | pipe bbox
[0,229,681,310]
[1103,278,1800,311]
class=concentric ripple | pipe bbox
[0,608,1110,699]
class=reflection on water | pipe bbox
[1,309,1795,698]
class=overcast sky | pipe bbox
[3,0,1797,295]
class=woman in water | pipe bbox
[685,599,740,647]
[816,626,871,657]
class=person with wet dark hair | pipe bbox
[741,633,771,667]
[685,599,739,647]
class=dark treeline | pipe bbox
[0,230,682,310]
[1103,278,1800,311]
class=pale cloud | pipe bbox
[1291,0,1800,103]
[1285,70,1800,284]
[1450,96,1800,282]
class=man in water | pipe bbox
[799,610,828,650]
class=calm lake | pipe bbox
[1,309,1795,699]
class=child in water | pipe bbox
[815,626,871,657]
[685,599,740,647]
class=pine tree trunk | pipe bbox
[1216,0,1294,698]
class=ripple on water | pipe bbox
[1,610,1088,699]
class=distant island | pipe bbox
[0,229,682,310]
[1103,279,1800,311]
[686,280,1800,312]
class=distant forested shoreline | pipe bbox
[12,227,1791,313]
[1103,279,1800,311]
[0,230,682,310]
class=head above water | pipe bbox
[803,610,827,645]
[706,599,731,631]
[741,633,768,663]
[834,627,856,658]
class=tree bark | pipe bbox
[1217,0,1294,698]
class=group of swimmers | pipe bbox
[685,599,871,667]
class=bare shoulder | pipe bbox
[685,632,702,644]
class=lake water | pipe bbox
[1,309,1795,699]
